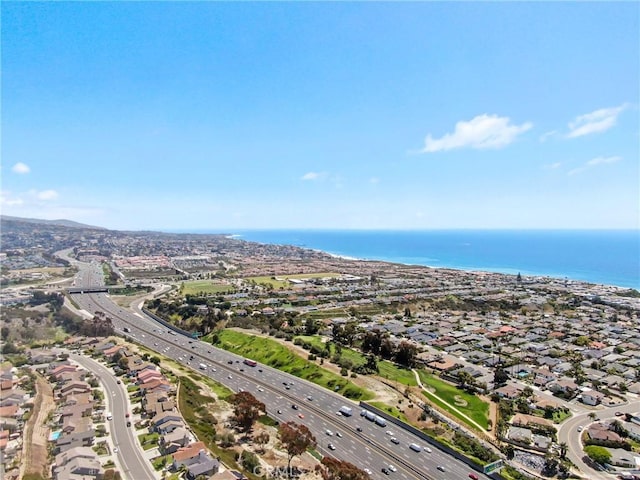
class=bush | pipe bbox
[584,445,611,465]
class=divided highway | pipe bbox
[69,261,491,480]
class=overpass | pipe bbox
[67,286,109,294]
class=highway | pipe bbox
[68,259,492,480]
[70,353,156,480]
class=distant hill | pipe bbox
[0,215,106,230]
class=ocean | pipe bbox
[220,229,640,290]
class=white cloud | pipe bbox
[421,114,532,153]
[568,155,621,175]
[539,130,558,142]
[12,162,30,174]
[301,172,326,181]
[544,162,562,170]
[586,155,621,166]
[0,191,24,206]
[567,104,628,138]
[35,189,59,201]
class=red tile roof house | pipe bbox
[495,384,523,400]
[426,358,460,372]
[0,379,13,391]
[137,369,163,384]
[0,405,19,419]
[0,430,9,451]
[140,378,171,395]
[103,345,126,359]
[172,441,207,463]
[511,413,555,430]
[50,364,78,380]
[141,391,171,413]
[55,371,86,386]
[57,381,91,399]
[172,442,220,479]
[63,393,94,408]
[125,357,156,375]
[587,423,624,443]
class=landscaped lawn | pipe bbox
[138,432,160,450]
[151,454,172,471]
[377,361,418,386]
[246,272,341,289]
[180,281,233,296]
[295,335,367,368]
[294,335,417,386]
[417,371,489,430]
[208,330,373,400]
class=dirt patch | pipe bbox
[483,394,497,437]
[22,373,56,479]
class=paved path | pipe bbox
[411,369,488,433]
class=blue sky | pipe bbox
[2,2,638,231]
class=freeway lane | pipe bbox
[70,353,156,480]
[70,262,492,480]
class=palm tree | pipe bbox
[559,442,568,460]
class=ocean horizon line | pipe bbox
[155,228,640,290]
[161,227,640,234]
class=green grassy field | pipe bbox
[180,280,233,296]
[377,361,418,386]
[417,371,489,430]
[246,272,341,289]
[294,334,417,386]
[209,330,373,400]
[295,335,367,367]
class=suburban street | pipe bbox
[557,399,640,480]
[70,353,157,480]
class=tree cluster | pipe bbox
[318,456,371,480]
[361,330,419,367]
[278,421,316,478]
[231,391,265,433]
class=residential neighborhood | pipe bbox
[1,217,640,480]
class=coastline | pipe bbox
[225,229,640,290]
